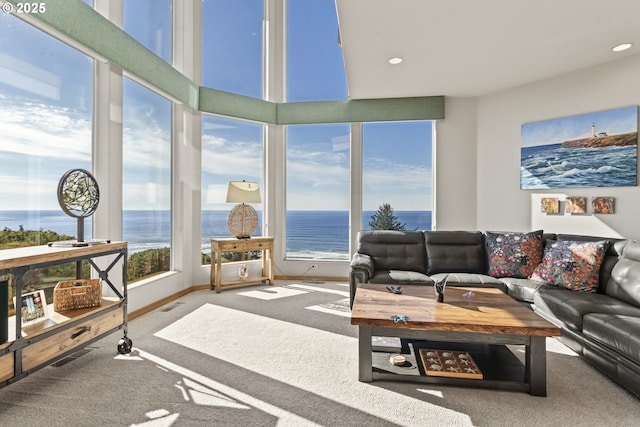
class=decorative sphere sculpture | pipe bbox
[57,168,100,218]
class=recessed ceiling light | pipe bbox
[612,43,632,52]
[388,57,403,65]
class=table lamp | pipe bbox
[226,180,261,238]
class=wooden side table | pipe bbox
[210,237,274,293]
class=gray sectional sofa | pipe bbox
[349,230,640,397]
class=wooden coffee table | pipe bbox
[351,283,561,396]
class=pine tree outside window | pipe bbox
[369,203,406,230]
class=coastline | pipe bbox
[1,210,433,259]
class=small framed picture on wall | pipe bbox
[565,197,587,214]
[541,197,560,214]
[592,197,615,214]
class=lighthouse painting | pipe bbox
[521,106,638,189]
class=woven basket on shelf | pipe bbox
[53,278,102,312]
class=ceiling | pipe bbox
[335,0,640,99]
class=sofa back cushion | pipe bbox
[425,231,487,275]
[357,230,427,273]
[605,240,640,308]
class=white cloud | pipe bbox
[0,96,433,212]
[122,106,171,170]
[287,146,349,188]
[362,157,433,211]
[0,173,64,209]
[0,97,91,162]
[201,133,262,179]
[122,182,171,208]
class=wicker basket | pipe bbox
[53,279,102,312]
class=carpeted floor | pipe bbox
[0,281,638,426]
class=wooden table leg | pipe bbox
[261,247,267,284]
[209,246,215,291]
[267,246,273,285]
[215,247,222,293]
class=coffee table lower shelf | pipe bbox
[371,340,531,393]
[359,326,549,396]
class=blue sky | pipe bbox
[0,11,92,209]
[521,105,638,147]
[0,0,432,212]
[200,0,433,211]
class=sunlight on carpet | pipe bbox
[153,303,471,426]
[305,297,352,318]
[237,286,309,300]
[287,283,350,297]
[134,348,323,427]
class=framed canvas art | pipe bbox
[565,197,587,214]
[592,197,615,214]
[521,106,638,189]
[540,197,560,214]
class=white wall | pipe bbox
[434,97,479,230]
[476,54,640,239]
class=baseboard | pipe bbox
[128,284,209,320]
[275,275,348,282]
[128,278,348,321]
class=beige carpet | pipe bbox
[0,281,638,426]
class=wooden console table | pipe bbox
[210,237,274,293]
[0,242,131,388]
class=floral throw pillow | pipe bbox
[485,231,544,278]
[529,240,607,292]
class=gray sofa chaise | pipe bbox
[349,229,640,397]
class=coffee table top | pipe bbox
[351,283,561,337]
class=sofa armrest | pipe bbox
[350,252,374,278]
[350,253,373,308]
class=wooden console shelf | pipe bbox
[0,242,130,388]
[210,237,274,293]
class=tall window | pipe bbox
[201,115,263,264]
[0,13,94,310]
[0,13,93,244]
[362,121,433,231]
[202,0,263,98]
[122,78,172,282]
[286,124,350,260]
[284,0,349,261]
[287,0,347,101]
[123,0,172,63]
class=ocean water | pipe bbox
[521,144,637,189]
[285,210,431,260]
[0,210,432,259]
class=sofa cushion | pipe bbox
[534,288,640,331]
[369,270,434,285]
[485,230,544,278]
[530,240,607,292]
[357,230,427,273]
[430,272,506,290]
[582,313,640,363]
[499,277,551,303]
[425,231,487,275]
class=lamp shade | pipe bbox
[226,181,261,204]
